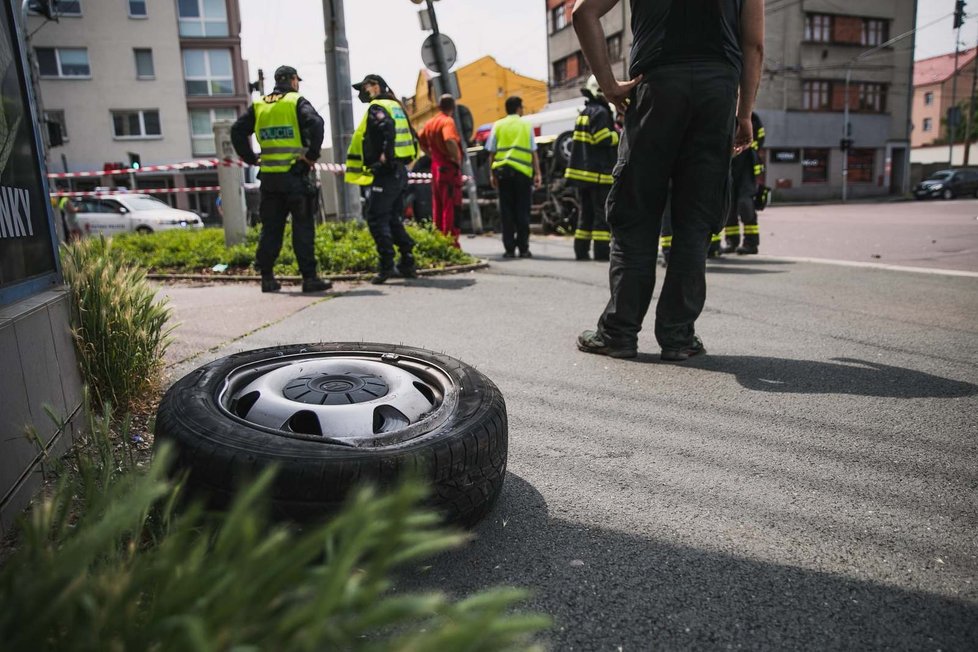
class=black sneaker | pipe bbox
[370,273,390,285]
[661,335,706,362]
[577,330,637,359]
[502,251,516,259]
[302,277,332,293]
[519,250,533,258]
[736,244,758,255]
[261,276,281,293]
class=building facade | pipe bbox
[27,0,251,219]
[544,0,917,200]
[911,47,977,148]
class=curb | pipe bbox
[146,259,490,284]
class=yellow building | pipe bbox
[405,56,547,135]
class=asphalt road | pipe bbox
[163,207,978,650]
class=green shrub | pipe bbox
[0,408,549,652]
[109,223,476,276]
[60,237,174,413]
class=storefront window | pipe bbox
[802,148,829,184]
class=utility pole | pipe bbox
[965,21,978,165]
[323,0,361,221]
[423,0,483,234]
[950,0,967,166]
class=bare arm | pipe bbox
[532,152,542,188]
[572,0,642,114]
[735,0,765,153]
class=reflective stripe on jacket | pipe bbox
[345,99,418,186]
[565,98,618,186]
[490,114,534,178]
[254,92,305,174]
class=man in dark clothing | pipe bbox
[565,75,618,261]
[574,0,764,361]
[231,65,331,293]
[345,74,418,285]
[721,111,766,254]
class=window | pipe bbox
[30,0,81,15]
[802,81,831,111]
[804,14,831,42]
[36,47,90,78]
[575,51,589,79]
[862,19,888,46]
[177,0,229,37]
[189,107,236,155]
[44,109,68,142]
[128,0,147,17]
[182,49,234,96]
[847,148,874,183]
[111,109,162,138]
[607,33,623,62]
[550,4,567,34]
[924,91,934,106]
[553,58,568,85]
[857,83,886,113]
[922,118,933,132]
[134,48,155,79]
[802,148,829,184]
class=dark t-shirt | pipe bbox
[628,0,744,77]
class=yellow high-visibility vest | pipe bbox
[254,92,305,174]
[490,114,534,178]
[345,99,418,186]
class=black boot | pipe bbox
[574,238,591,261]
[302,277,332,293]
[261,274,281,293]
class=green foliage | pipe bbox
[0,408,549,652]
[109,223,476,275]
[60,237,174,413]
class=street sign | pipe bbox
[421,33,456,72]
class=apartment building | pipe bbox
[544,1,917,200]
[27,0,251,218]
[911,47,977,148]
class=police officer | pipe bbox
[345,74,418,285]
[231,65,331,294]
[565,75,618,261]
[721,111,765,255]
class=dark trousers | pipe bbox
[366,165,415,273]
[497,169,532,254]
[575,184,611,260]
[597,63,738,350]
[256,185,317,279]
[724,176,759,247]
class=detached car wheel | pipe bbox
[155,343,508,527]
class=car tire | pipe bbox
[154,342,508,527]
[554,131,573,170]
[135,225,153,234]
[942,188,954,200]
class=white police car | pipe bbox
[74,193,203,236]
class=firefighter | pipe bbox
[565,75,618,261]
[721,111,765,255]
[345,74,419,284]
[231,65,331,294]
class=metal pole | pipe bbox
[965,22,978,165]
[842,65,852,203]
[425,0,483,234]
[950,26,962,166]
[323,0,361,221]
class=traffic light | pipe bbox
[954,0,967,29]
[127,152,141,170]
[840,138,854,151]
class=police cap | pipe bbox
[352,74,389,92]
[274,65,302,82]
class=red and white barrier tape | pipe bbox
[50,186,220,198]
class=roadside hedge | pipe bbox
[110,223,475,276]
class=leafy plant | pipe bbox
[0,407,549,652]
[108,223,476,276]
[60,237,174,414]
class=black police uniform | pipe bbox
[362,102,416,280]
[230,79,325,288]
